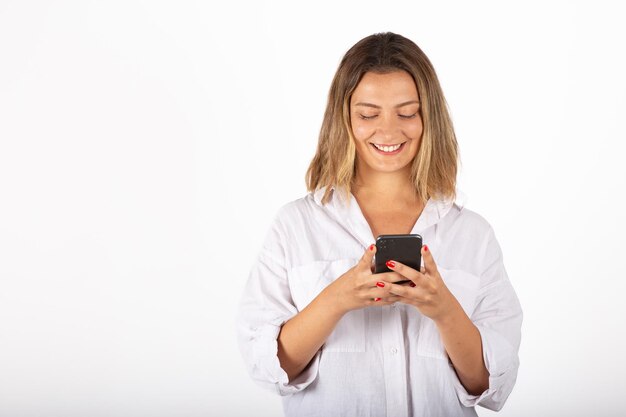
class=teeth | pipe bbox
[374,143,402,152]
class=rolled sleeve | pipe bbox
[247,320,321,396]
[237,218,320,396]
[453,227,523,411]
[453,319,521,410]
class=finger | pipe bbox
[371,295,402,305]
[422,245,438,275]
[387,283,429,302]
[365,284,406,305]
[386,282,414,298]
[367,286,400,302]
[367,284,394,299]
[384,260,425,285]
[358,243,376,271]
[369,271,407,284]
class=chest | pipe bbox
[358,203,423,238]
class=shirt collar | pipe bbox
[312,185,467,247]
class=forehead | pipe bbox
[351,71,419,103]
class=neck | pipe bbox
[352,165,418,203]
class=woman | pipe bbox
[237,32,522,417]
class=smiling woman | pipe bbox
[306,34,459,213]
[237,32,522,417]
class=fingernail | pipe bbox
[374,297,381,302]
[369,244,375,251]
[376,282,385,288]
[423,245,429,252]
[386,260,395,268]
[410,282,416,287]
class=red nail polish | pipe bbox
[374,297,381,302]
[423,245,429,252]
[386,260,395,268]
[376,282,385,288]
[369,244,375,251]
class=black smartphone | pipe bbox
[374,234,423,284]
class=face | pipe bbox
[350,70,423,177]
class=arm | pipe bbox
[388,238,522,410]
[387,245,488,394]
[433,298,489,395]
[277,244,404,381]
[277,287,345,380]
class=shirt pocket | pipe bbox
[416,267,481,360]
[287,258,365,352]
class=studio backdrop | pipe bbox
[0,1,625,416]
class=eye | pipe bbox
[399,112,418,119]
[359,114,378,120]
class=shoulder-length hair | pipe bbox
[306,32,459,205]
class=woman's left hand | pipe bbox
[386,245,460,323]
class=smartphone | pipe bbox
[374,234,423,283]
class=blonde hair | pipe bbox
[306,32,459,205]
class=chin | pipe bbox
[365,159,414,174]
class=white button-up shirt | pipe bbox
[237,187,522,417]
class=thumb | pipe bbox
[358,243,376,270]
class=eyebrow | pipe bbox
[353,100,420,109]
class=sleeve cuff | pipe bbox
[249,321,321,396]
[452,325,519,411]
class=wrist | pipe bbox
[432,296,465,330]
[317,285,349,319]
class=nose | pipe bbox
[377,113,401,141]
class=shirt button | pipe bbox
[391,347,398,354]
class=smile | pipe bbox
[370,142,406,155]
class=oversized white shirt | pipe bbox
[237,187,522,417]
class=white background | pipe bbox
[1,1,625,416]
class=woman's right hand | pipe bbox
[276,244,406,380]
[321,244,405,316]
